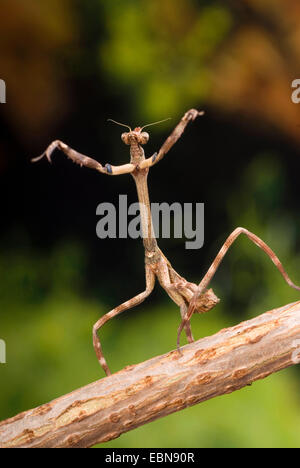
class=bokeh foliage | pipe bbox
[1,0,300,448]
[100,0,232,120]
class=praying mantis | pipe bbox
[32,109,300,376]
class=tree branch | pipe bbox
[1,301,300,448]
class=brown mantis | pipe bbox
[32,109,300,376]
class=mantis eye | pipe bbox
[121,133,131,145]
[138,132,149,145]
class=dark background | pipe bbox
[1,0,300,448]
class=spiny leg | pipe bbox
[93,266,155,376]
[178,227,300,346]
[140,109,204,170]
[32,139,136,175]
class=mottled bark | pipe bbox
[1,301,300,448]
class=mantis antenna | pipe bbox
[141,118,171,131]
[107,117,172,132]
[107,119,132,131]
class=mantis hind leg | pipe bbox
[157,260,195,344]
[183,227,300,328]
[180,303,194,344]
[178,227,300,351]
[195,227,300,300]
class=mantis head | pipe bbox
[107,118,171,146]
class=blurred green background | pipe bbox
[1,0,300,448]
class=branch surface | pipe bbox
[1,301,300,448]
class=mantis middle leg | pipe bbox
[93,265,155,376]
